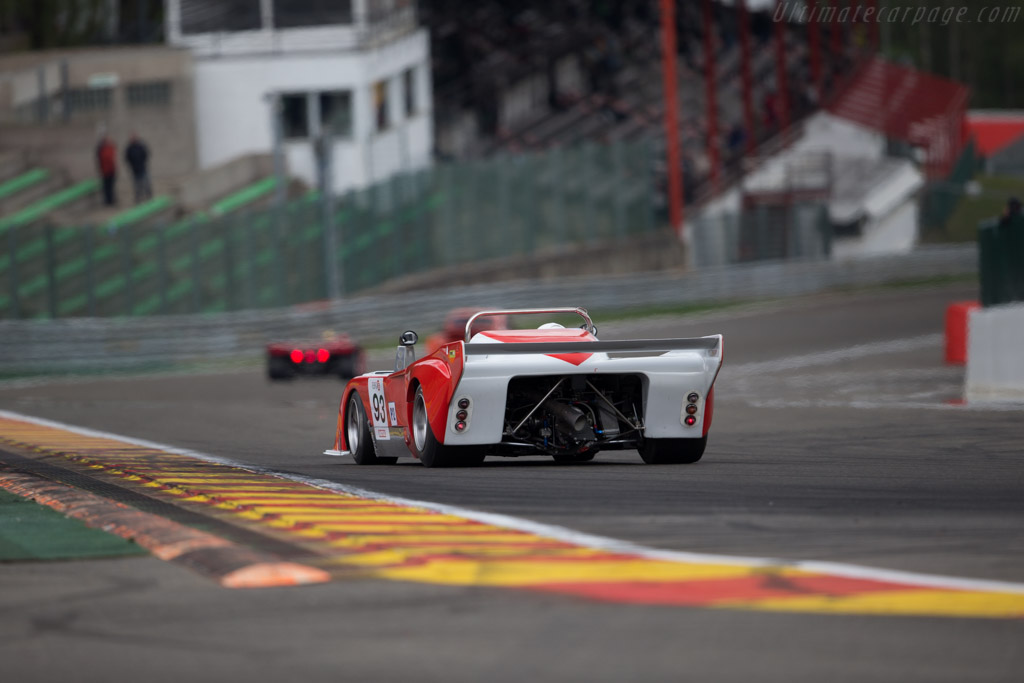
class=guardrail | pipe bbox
[0,245,977,376]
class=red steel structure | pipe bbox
[703,0,720,189]
[808,0,823,103]
[737,0,756,155]
[659,0,684,237]
[773,0,790,130]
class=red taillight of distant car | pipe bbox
[317,348,329,363]
[684,415,697,427]
[290,349,303,363]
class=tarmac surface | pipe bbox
[1,281,1022,682]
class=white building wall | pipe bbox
[190,29,431,193]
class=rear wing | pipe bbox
[464,335,722,356]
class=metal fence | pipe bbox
[0,244,978,376]
[689,202,831,267]
[1,140,656,320]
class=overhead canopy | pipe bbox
[827,58,970,179]
[966,112,1024,157]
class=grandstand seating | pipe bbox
[0,165,295,318]
[424,0,858,205]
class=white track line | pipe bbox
[2,407,1023,596]
[728,334,943,376]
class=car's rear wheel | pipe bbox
[336,354,358,380]
[412,386,483,467]
[267,357,294,381]
[347,393,397,465]
[638,436,706,464]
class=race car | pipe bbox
[325,307,723,467]
[266,333,365,381]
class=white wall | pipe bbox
[689,112,921,261]
[191,29,431,192]
[966,303,1024,403]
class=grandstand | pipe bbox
[0,0,993,319]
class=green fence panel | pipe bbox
[978,214,1024,306]
[0,140,658,319]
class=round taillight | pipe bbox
[289,349,303,363]
[687,392,700,404]
[316,348,329,363]
[457,398,470,409]
[454,421,467,432]
[684,415,697,427]
[456,410,468,421]
[685,404,698,415]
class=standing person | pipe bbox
[124,133,152,204]
[95,134,117,206]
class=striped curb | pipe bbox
[1,410,1023,617]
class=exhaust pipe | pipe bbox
[544,399,588,433]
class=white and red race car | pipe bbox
[325,308,723,467]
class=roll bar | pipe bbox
[464,307,596,342]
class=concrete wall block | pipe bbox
[966,302,1024,403]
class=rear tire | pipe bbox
[347,393,397,465]
[412,386,483,467]
[638,436,706,464]
[267,357,294,381]
[336,354,358,380]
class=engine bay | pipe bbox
[499,374,645,456]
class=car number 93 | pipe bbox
[367,377,391,440]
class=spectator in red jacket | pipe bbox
[96,135,117,206]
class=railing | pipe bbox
[0,140,656,320]
[0,244,979,377]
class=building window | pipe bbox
[373,81,389,132]
[180,0,261,34]
[273,0,352,28]
[127,81,172,107]
[280,94,308,139]
[403,68,416,117]
[320,91,352,139]
[66,87,113,113]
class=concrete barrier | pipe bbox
[966,302,1024,403]
[944,300,980,365]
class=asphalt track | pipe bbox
[1,281,1023,682]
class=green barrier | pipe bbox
[978,214,1024,306]
[0,168,48,201]
[209,177,278,216]
[106,195,173,231]
[0,179,99,232]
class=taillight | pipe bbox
[685,404,698,415]
[290,349,303,363]
[687,392,700,403]
[317,348,329,363]
[456,410,468,421]
[457,398,470,409]
[454,421,467,432]
[684,415,697,427]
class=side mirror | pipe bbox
[399,330,418,346]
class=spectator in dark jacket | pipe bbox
[95,135,117,206]
[124,134,152,204]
